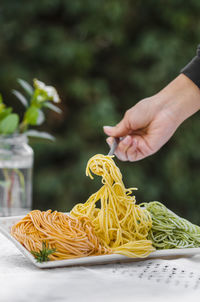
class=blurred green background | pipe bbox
[1,0,200,223]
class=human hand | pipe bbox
[104,74,200,161]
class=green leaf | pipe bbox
[24,106,39,125]
[0,108,12,121]
[12,89,28,107]
[31,241,56,263]
[0,114,19,134]
[43,102,62,114]
[0,94,3,103]
[0,94,6,113]
[26,130,55,141]
[17,78,33,96]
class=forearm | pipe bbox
[154,44,200,127]
[154,74,200,127]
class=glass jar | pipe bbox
[0,134,33,216]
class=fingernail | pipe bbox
[103,126,113,133]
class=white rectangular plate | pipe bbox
[1,215,200,269]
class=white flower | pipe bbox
[45,86,60,103]
[34,79,45,90]
[34,79,60,103]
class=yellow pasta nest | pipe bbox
[71,154,154,257]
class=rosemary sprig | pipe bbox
[31,241,56,263]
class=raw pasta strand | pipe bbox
[71,154,154,257]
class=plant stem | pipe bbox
[14,168,25,207]
[2,168,14,215]
[7,170,15,213]
[19,120,28,133]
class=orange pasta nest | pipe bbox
[11,210,110,260]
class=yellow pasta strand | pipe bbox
[11,210,110,260]
[71,154,154,257]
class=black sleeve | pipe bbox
[181,45,200,88]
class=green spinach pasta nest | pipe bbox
[140,201,200,249]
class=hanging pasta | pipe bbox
[71,154,154,257]
[11,210,110,261]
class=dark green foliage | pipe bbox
[1,1,200,222]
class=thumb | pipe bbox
[103,118,129,137]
